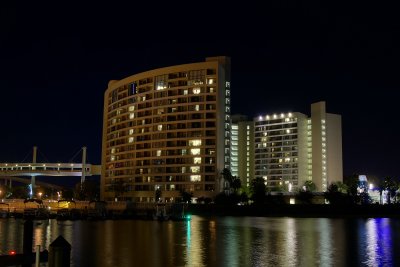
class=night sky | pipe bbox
[1,2,399,187]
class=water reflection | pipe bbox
[0,217,399,266]
[363,218,393,266]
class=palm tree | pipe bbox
[221,168,234,192]
[334,181,348,193]
[231,176,242,193]
[383,177,397,204]
[250,177,266,204]
[303,180,316,192]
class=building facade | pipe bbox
[253,101,342,192]
[101,57,231,202]
[230,115,254,188]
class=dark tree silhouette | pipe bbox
[250,177,266,204]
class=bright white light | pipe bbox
[190,175,201,182]
[189,139,201,146]
[190,148,200,155]
[369,183,374,190]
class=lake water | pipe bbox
[0,216,399,266]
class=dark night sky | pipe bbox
[1,2,399,186]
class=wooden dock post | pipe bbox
[48,235,71,267]
[22,219,33,267]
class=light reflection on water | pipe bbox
[0,217,399,266]
[363,218,393,266]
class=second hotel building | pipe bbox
[101,57,231,201]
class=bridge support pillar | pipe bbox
[31,146,37,198]
[81,147,87,190]
[33,146,37,164]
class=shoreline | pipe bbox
[187,203,400,218]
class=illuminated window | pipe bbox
[190,175,201,182]
[207,78,215,84]
[128,137,134,143]
[190,166,200,173]
[181,167,186,173]
[129,129,134,135]
[190,148,200,155]
[262,143,267,148]
[194,157,201,164]
[195,105,200,111]
[111,156,115,161]
[129,106,135,111]
[209,87,214,93]
[183,89,188,95]
[157,150,161,157]
[193,87,201,94]
[129,113,135,119]
[189,139,201,146]
[157,125,162,131]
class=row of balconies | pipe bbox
[107,86,219,112]
[107,122,217,138]
[254,152,299,158]
[106,170,217,180]
[105,183,215,193]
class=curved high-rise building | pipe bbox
[101,57,231,202]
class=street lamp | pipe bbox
[38,192,43,199]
